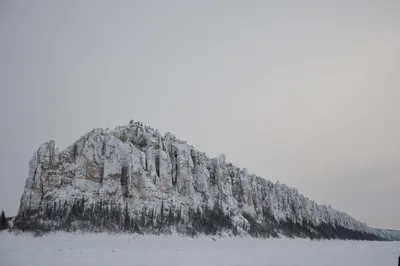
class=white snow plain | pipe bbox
[1,232,399,266]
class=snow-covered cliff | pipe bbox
[14,121,399,240]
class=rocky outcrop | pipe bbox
[14,121,400,240]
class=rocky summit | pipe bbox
[14,120,400,240]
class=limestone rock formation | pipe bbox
[14,121,400,240]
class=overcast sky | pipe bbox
[1,0,399,229]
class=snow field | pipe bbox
[1,232,399,266]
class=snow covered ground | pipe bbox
[1,232,399,266]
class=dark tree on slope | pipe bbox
[124,202,130,230]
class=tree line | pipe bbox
[12,198,384,241]
[14,198,236,236]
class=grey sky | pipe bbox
[0,0,399,229]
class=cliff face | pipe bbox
[14,121,399,240]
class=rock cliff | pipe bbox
[14,121,400,240]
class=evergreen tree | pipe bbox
[80,195,85,218]
[0,210,8,231]
[160,200,164,222]
[124,202,130,230]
